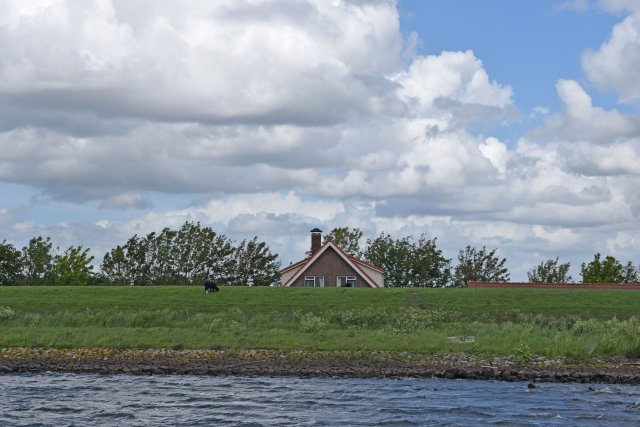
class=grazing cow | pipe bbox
[204,281,220,293]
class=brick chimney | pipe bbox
[310,228,322,255]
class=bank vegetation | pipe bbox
[2,286,640,362]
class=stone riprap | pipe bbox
[2,348,640,384]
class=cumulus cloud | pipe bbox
[532,79,637,143]
[563,139,640,176]
[0,0,404,126]
[0,19,516,206]
[479,137,508,175]
[583,12,640,103]
[393,50,513,125]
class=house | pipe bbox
[280,228,384,288]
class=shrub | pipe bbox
[571,318,604,336]
[513,342,533,365]
[207,318,224,331]
[387,307,450,333]
[299,312,328,334]
[330,308,387,328]
[329,307,452,333]
[0,306,15,320]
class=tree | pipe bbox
[231,237,280,286]
[21,236,54,285]
[406,235,452,287]
[324,227,364,258]
[620,261,639,284]
[527,257,572,283]
[453,245,510,287]
[100,222,239,286]
[171,222,235,285]
[100,245,129,285]
[364,232,412,288]
[198,231,235,284]
[364,232,451,287]
[581,253,638,283]
[148,228,177,285]
[124,234,152,285]
[51,246,95,286]
[0,240,23,285]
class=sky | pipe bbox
[1,0,640,281]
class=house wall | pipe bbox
[288,247,372,288]
[280,266,302,287]
[356,263,384,288]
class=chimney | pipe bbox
[310,228,322,255]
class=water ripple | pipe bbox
[1,374,640,426]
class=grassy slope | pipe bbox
[1,286,639,359]
[2,286,638,316]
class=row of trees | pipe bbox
[0,236,94,286]
[100,222,279,286]
[1,224,638,287]
[324,227,509,287]
[0,222,280,286]
[323,227,639,287]
[526,254,640,284]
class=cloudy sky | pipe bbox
[1,0,639,280]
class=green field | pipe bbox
[1,286,640,360]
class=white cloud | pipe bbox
[607,230,639,254]
[0,0,404,125]
[479,137,508,175]
[0,1,517,209]
[554,0,590,12]
[529,106,550,119]
[598,0,640,13]
[393,50,513,117]
[564,139,640,176]
[199,192,344,225]
[532,79,637,143]
[100,192,150,209]
[583,12,640,103]
[531,225,581,247]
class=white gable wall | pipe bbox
[357,263,384,288]
[280,266,302,286]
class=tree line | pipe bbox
[0,222,280,286]
[0,223,638,287]
[323,227,639,287]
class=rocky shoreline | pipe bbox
[2,348,640,384]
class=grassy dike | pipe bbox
[2,286,640,361]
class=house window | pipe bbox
[337,276,356,288]
[304,276,325,288]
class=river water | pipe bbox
[1,373,639,426]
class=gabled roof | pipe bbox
[280,257,310,274]
[281,240,384,288]
[347,255,384,273]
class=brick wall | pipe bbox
[289,247,371,288]
[468,281,640,290]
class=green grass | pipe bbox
[1,286,640,360]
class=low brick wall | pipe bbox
[468,281,640,290]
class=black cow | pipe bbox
[204,281,220,293]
